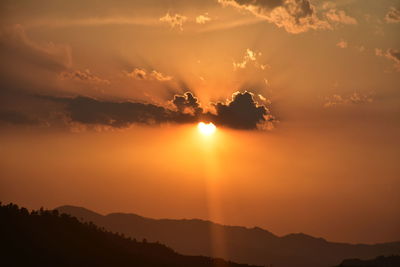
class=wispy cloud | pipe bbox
[324,8,357,25]
[385,7,400,23]
[376,48,400,72]
[125,68,173,81]
[196,13,212,24]
[159,12,188,31]
[324,92,374,108]
[233,49,269,70]
[336,39,348,49]
[60,69,110,84]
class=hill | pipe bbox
[337,255,400,267]
[57,205,400,267]
[0,203,260,267]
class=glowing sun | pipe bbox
[198,122,216,136]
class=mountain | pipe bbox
[336,255,400,267]
[57,205,400,267]
[0,203,259,267]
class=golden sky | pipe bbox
[0,0,399,244]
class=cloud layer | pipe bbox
[218,0,357,33]
[219,0,329,33]
[8,91,274,130]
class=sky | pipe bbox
[0,0,399,244]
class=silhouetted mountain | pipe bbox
[336,255,400,267]
[57,205,400,267]
[0,203,260,267]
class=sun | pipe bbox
[198,122,216,136]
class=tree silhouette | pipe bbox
[0,202,261,267]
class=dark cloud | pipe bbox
[292,0,313,20]
[3,90,274,130]
[0,110,39,125]
[231,0,284,10]
[172,92,203,115]
[209,91,273,129]
[48,96,197,128]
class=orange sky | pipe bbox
[0,0,399,244]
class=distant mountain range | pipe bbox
[1,203,259,267]
[57,205,400,267]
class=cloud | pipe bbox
[385,49,400,71]
[386,48,400,61]
[375,48,400,71]
[172,92,203,115]
[150,70,173,81]
[324,92,374,108]
[159,12,188,30]
[209,91,274,129]
[336,39,348,49]
[324,8,357,25]
[385,7,400,23]
[0,110,40,125]
[126,68,173,81]
[196,14,212,24]
[33,91,274,130]
[0,24,71,71]
[258,94,267,102]
[336,39,367,52]
[45,95,196,128]
[59,69,110,84]
[128,68,147,80]
[219,0,357,33]
[233,49,269,70]
[218,0,331,33]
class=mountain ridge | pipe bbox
[56,205,400,267]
